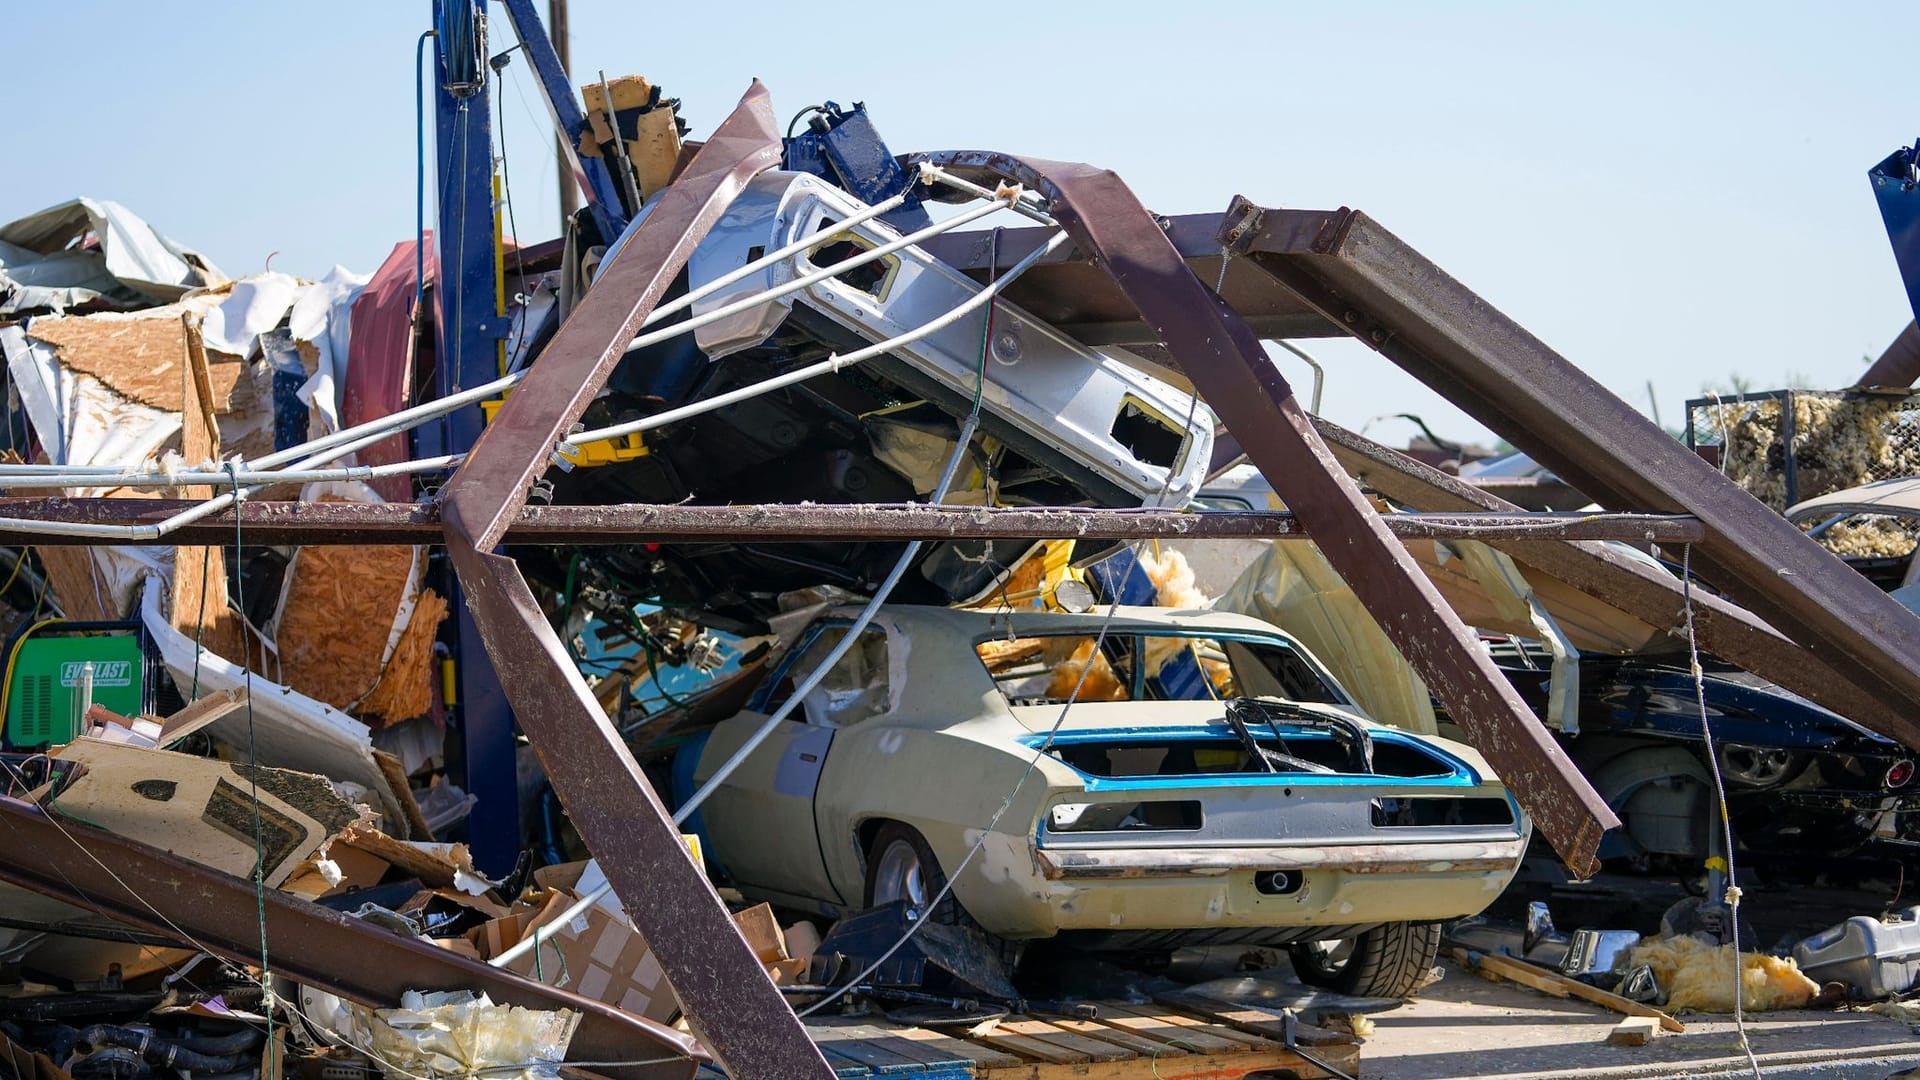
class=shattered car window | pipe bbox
[974,632,1345,706]
[763,625,890,726]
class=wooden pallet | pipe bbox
[697,996,1360,1079]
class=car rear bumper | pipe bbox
[1034,837,1527,879]
[1009,836,1526,936]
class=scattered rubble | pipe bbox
[3,8,1920,1080]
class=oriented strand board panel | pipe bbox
[24,313,191,411]
[276,544,418,712]
[358,588,449,724]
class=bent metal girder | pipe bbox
[917,150,1619,875]
[912,212,1915,742]
[1307,418,1899,731]
[1217,199,1920,749]
[0,797,702,1080]
[434,82,837,1080]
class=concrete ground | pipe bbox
[1360,956,1920,1079]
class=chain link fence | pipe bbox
[1686,388,1920,560]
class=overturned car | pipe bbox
[674,605,1528,997]
[531,168,1213,629]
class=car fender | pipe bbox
[815,724,1077,933]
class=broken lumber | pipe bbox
[1456,948,1685,1033]
[1607,1015,1661,1046]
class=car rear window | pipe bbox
[974,631,1345,706]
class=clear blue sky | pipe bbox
[11,2,1918,446]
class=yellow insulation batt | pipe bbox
[1630,935,1818,1013]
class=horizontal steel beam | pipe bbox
[0,499,1703,546]
[0,797,701,1080]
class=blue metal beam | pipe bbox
[1872,142,1920,326]
[496,0,630,241]
[426,0,519,875]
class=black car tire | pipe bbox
[1289,921,1440,999]
[864,822,962,925]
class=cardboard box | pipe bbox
[487,861,794,1023]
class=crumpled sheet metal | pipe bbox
[917,150,1617,875]
[0,197,221,315]
[438,82,836,1080]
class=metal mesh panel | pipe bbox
[1686,388,1920,559]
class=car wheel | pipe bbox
[1289,921,1440,999]
[864,823,960,924]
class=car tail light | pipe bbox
[1887,760,1915,789]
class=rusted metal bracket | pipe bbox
[1311,417,1898,728]
[0,498,1703,546]
[433,82,836,1080]
[919,151,1618,875]
[1220,198,1920,749]
[0,797,702,1080]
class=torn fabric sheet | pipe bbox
[0,197,221,315]
[288,264,371,434]
[200,272,299,357]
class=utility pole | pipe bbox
[549,0,579,224]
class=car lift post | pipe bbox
[415,0,519,874]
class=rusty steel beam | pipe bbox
[434,83,836,1080]
[1221,200,1920,750]
[920,151,1618,875]
[916,210,1341,347]
[1861,321,1920,387]
[1312,418,1898,728]
[0,498,1703,547]
[0,797,701,1080]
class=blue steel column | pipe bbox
[424,0,518,874]
[497,0,629,239]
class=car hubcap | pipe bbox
[872,840,929,914]
[1719,745,1796,787]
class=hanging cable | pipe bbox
[223,463,275,1062]
[1680,545,1762,1080]
[414,29,437,319]
[799,389,1206,1019]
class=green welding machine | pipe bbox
[2,621,156,750]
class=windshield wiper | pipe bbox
[1226,699,1374,774]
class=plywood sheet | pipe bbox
[276,544,418,712]
[359,588,449,724]
[38,546,111,621]
[25,313,190,411]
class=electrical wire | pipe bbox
[1680,544,1762,1080]
[223,463,276,1066]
